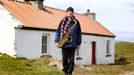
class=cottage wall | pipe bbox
[15,29,115,65]
[15,29,62,59]
[79,35,115,65]
[0,4,16,56]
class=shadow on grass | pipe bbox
[112,54,130,65]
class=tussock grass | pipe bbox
[0,54,62,75]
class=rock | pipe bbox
[78,65,92,71]
[80,65,85,68]
[48,57,63,71]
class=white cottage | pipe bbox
[0,0,115,65]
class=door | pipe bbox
[92,41,96,64]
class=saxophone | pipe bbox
[58,20,77,48]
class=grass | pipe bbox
[0,53,63,75]
[0,42,134,75]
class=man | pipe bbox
[55,7,82,75]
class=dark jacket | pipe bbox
[55,16,82,48]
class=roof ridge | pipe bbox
[44,6,88,17]
[8,0,32,5]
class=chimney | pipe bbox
[83,9,96,20]
[87,9,90,13]
[24,0,44,10]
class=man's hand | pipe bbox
[56,42,60,48]
[76,45,80,50]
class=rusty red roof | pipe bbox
[0,0,115,37]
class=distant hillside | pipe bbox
[115,40,134,43]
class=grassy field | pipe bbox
[0,42,134,75]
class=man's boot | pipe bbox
[68,73,72,75]
[64,72,68,75]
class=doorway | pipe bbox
[92,41,96,64]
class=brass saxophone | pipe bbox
[58,20,77,48]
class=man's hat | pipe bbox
[66,7,74,13]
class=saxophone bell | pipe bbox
[68,36,72,43]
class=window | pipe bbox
[106,40,111,57]
[76,49,83,60]
[42,35,47,53]
[76,50,79,56]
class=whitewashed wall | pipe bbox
[15,29,62,59]
[15,29,115,65]
[0,5,16,56]
[79,35,115,65]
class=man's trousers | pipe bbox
[62,47,76,73]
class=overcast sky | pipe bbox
[45,0,134,42]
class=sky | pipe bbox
[44,0,134,42]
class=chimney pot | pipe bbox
[83,9,96,20]
[87,9,90,13]
[23,0,44,10]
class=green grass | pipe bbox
[0,53,63,75]
[115,42,134,63]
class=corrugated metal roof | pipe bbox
[0,0,115,37]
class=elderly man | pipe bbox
[55,7,82,75]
